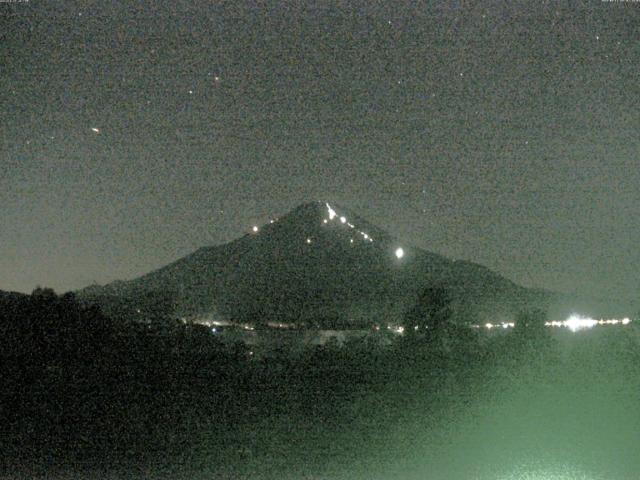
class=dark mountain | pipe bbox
[78,201,555,326]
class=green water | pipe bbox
[9,326,639,480]
[136,327,638,480]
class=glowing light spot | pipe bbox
[363,233,369,240]
[622,317,631,325]
[395,247,404,259]
[252,226,259,233]
[485,323,493,329]
[91,127,100,133]
[350,239,354,244]
[326,203,337,220]
[340,216,346,224]
[564,314,598,332]
[306,238,312,244]
[323,219,328,224]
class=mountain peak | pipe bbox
[262,200,390,247]
[78,201,548,325]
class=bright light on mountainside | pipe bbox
[326,203,337,220]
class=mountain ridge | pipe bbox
[78,201,556,325]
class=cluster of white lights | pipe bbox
[472,315,631,332]
[386,324,405,334]
[323,203,376,245]
[490,322,515,329]
[250,203,405,258]
[267,321,295,329]
[472,322,515,330]
[546,314,631,332]
[252,218,278,232]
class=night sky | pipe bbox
[2,1,639,302]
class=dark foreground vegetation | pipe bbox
[1,289,638,480]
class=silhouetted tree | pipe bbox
[31,286,57,301]
[511,308,556,360]
[514,308,547,335]
[404,285,452,335]
[0,287,117,363]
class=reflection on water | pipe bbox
[496,464,604,480]
[357,327,640,480]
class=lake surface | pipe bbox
[6,325,639,480]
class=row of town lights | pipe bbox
[547,315,631,332]
[473,316,631,331]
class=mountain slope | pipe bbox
[78,201,552,325]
